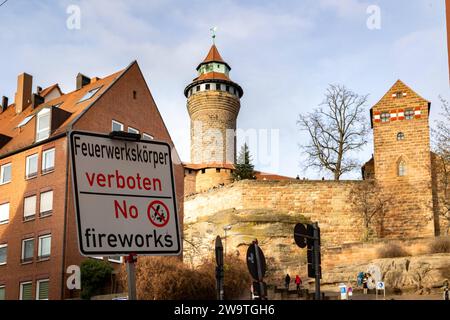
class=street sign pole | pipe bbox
[215,236,224,300]
[313,222,321,300]
[125,254,137,300]
[254,241,266,300]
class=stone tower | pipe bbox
[184,44,243,165]
[370,80,435,238]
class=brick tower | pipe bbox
[184,44,243,165]
[370,80,435,238]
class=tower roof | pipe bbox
[196,44,231,71]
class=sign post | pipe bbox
[294,222,321,300]
[69,131,182,299]
[215,236,224,300]
[376,281,385,300]
[125,254,137,300]
[246,240,267,300]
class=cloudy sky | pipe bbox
[0,0,448,179]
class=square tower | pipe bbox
[371,80,435,238]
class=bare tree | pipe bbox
[432,96,450,234]
[298,84,369,180]
[349,182,391,241]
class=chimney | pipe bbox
[14,73,33,114]
[76,73,91,90]
[1,96,8,113]
[31,93,45,109]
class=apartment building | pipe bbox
[0,61,184,300]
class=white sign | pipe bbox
[377,281,385,290]
[69,131,181,256]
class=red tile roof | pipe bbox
[195,72,230,81]
[39,84,63,97]
[0,67,126,157]
[196,44,231,71]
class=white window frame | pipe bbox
[0,163,12,185]
[127,127,139,134]
[78,86,102,103]
[36,279,49,300]
[39,190,53,217]
[142,133,154,140]
[42,148,55,174]
[0,202,9,225]
[108,256,123,264]
[0,244,7,265]
[26,154,39,179]
[36,108,51,142]
[38,234,51,260]
[21,238,34,263]
[23,195,37,221]
[112,120,124,132]
[0,285,5,300]
[19,281,33,300]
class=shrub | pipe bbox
[80,259,113,300]
[377,243,410,258]
[428,236,450,254]
[119,255,250,300]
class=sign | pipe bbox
[339,283,347,300]
[377,281,385,290]
[246,243,266,281]
[294,223,308,248]
[69,131,181,256]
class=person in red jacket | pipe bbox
[295,275,302,293]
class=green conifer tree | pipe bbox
[233,143,255,180]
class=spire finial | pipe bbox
[210,26,217,44]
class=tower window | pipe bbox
[226,85,230,92]
[380,112,390,123]
[398,161,406,177]
[205,84,210,90]
[405,109,414,120]
[201,169,206,174]
[216,168,221,173]
[216,83,221,90]
[397,132,405,140]
[196,86,200,92]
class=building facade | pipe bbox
[0,61,184,300]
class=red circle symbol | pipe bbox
[147,200,170,227]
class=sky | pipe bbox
[0,0,448,179]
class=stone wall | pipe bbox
[184,167,234,196]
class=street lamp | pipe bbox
[223,225,232,256]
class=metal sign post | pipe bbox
[215,236,224,300]
[313,222,321,300]
[125,254,137,300]
[246,240,268,300]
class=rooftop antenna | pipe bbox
[210,26,217,44]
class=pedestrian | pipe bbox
[285,274,291,291]
[347,285,353,300]
[295,275,302,292]
[363,273,368,294]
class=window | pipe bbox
[395,91,403,99]
[380,112,390,123]
[19,282,32,300]
[133,90,137,100]
[128,127,139,134]
[112,120,124,132]
[0,203,9,224]
[36,279,49,300]
[201,169,206,174]
[0,244,7,265]
[142,133,154,140]
[108,256,123,263]
[226,85,230,92]
[0,286,5,300]
[0,163,11,184]
[78,87,102,103]
[40,190,53,217]
[196,86,200,92]
[17,115,34,128]
[216,168,221,173]
[42,148,55,173]
[398,161,406,177]
[205,84,210,90]
[397,132,405,141]
[38,235,51,260]
[36,108,51,142]
[216,83,221,90]
[21,238,34,263]
[23,195,37,221]
[26,154,38,178]
[405,109,414,120]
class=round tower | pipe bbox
[184,44,243,165]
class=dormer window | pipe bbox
[36,108,51,142]
[78,86,102,103]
